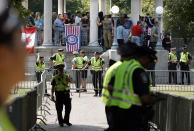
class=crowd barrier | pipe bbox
[152,92,194,131]
[8,71,48,131]
[45,69,194,97]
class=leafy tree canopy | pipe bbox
[164,0,194,44]
[10,0,30,24]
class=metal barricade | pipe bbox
[7,70,49,131]
[8,88,37,131]
[147,70,194,92]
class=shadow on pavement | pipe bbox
[37,124,105,131]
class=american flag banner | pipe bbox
[22,27,36,54]
[64,25,81,52]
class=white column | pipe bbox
[22,0,28,9]
[155,0,163,32]
[89,0,99,46]
[42,0,53,46]
[99,0,102,12]
[101,0,107,14]
[64,0,66,13]
[58,0,63,14]
[131,0,142,25]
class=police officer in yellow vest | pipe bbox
[51,64,73,127]
[0,0,27,130]
[50,49,65,74]
[89,52,105,96]
[168,48,177,84]
[72,51,84,92]
[102,43,138,131]
[180,46,192,85]
[36,56,45,83]
[80,50,89,92]
[109,46,157,131]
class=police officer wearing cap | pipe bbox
[0,0,27,130]
[168,48,177,84]
[102,42,138,131]
[36,55,45,83]
[51,64,73,127]
[109,46,157,131]
[88,52,105,96]
[180,46,192,85]
[50,49,65,74]
[72,51,84,92]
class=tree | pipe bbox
[10,0,30,24]
[164,0,194,45]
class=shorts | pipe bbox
[81,70,88,79]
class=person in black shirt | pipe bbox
[162,33,171,52]
[96,12,104,47]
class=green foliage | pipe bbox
[10,0,30,25]
[164,0,194,44]
[28,0,44,14]
[66,0,90,14]
[112,0,131,15]
[142,0,155,16]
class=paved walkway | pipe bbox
[38,91,107,131]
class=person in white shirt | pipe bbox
[75,11,81,26]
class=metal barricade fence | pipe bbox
[147,70,194,92]
[45,69,194,96]
[8,70,48,131]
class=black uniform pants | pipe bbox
[75,70,81,92]
[180,62,190,84]
[111,106,149,131]
[92,71,103,95]
[168,63,177,84]
[105,106,114,131]
[36,72,42,83]
[55,92,71,124]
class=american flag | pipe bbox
[64,25,81,52]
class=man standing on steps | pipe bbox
[51,64,73,127]
[50,49,65,75]
[150,22,159,50]
[88,52,105,97]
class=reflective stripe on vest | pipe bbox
[0,108,16,131]
[54,54,64,65]
[109,59,144,109]
[53,74,69,91]
[91,57,104,71]
[75,57,83,69]
[169,52,177,61]
[36,62,45,72]
[102,61,122,106]
[180,52,189,63]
